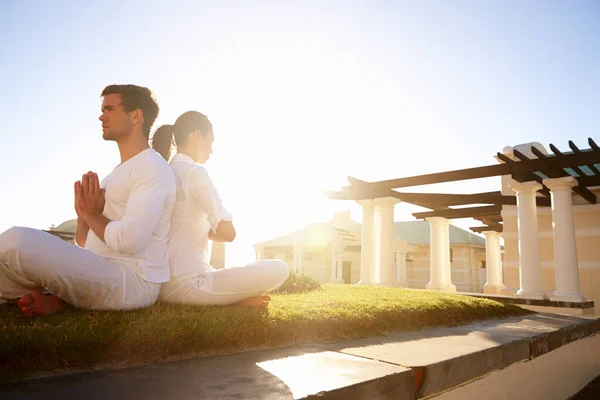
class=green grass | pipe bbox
[271,270,322,294]
[0,285,531,383]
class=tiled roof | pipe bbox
[256,220,485,248]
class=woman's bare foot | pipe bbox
[18,290,65,317]
[235,294,271,308]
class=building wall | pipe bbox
[263,242,487,292]
[502,200,600,314]
[405,244,486,291]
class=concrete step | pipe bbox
[2,313,599,399]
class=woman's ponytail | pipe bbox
[150,124,175,161]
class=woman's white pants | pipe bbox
[0,227,160,310]
[159,259,289,305]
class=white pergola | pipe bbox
[326,139,600,302]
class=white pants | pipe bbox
[159,259,290,305]
[0,227,160,310]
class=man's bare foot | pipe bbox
[18,290,65,317]
[235,294,271,308]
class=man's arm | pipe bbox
[189,167,235,242]
[80,168,173,254]
[101,168,173,255]
[86,213,111,242]
[74,218,90,247]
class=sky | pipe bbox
[0,0,599,265]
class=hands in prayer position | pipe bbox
[73,171,107,246]
[74,172,105,222]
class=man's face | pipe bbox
[98,94,134,141]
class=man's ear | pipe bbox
[132,109,144,124]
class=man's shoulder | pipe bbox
[135,149,176,183]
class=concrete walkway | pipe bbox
[2,313,599,399]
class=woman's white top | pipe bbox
[166,153,232,281]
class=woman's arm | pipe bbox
[189,166,235,242]
[208,220,236,242]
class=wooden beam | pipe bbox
[345,177,441,210]
[332,183,552,207]
[577,175,600,187]
[412,205,502,220]
[347,176,513,206]
[530,146,546,159]
[348,163,511,192]
[548,143,588,177]
[568,141,596,177]
[531,144,597,204]
[389,190,552,207]
[569,139,600,178]
[470,225,503,233]
[511,172,552,198]
[475,216,504,225]
[525,144,597,204]
[500,148,600,178]
[499,150,552,198]
[344,180,509,205]
[568,140,580,153]
[349,147,600,193]
[389,191,510,206]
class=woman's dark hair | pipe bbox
[150,111,213,161]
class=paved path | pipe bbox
[2,313,599,400]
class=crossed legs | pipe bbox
[0,226,159,317]
[160,259,289,307]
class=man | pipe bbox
[0,84,176,317]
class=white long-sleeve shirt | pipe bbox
[83,148,176,283]
[166,153,232,280]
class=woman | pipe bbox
[151,111,289,307]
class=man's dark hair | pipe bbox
[101,84,159,138]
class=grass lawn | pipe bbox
[0,284,531,383]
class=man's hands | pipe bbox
[74,171,109,245]
[75,172,105,222]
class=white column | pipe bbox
[441,225,454,291]
[329,251,343,283]
[395,251,407,287]
[425,217,456,292]
[294,247,304,275]
[256,248,263,261]
[544,177,585,302]
[358,199,376,285]
[292,250,298,272]
[336,252,343,282]
[373,206,381,283]
[330,251,336,281]
[376,197,398,286]
[482,231,506,294]
[511,181,547,299]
